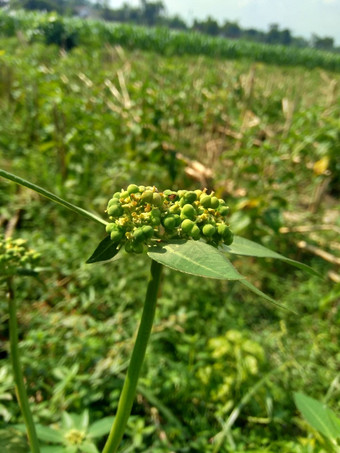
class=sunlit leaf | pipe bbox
[221,236,320,277]
[294,392,340,440]
[148,240,243,280]
[88,417,114,438]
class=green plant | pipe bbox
[0,234,41,453]
[0,169,318,452]
[32,410,114,453]
[294,392,340,452]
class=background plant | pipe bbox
[0,18,339,451]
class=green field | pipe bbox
[0,11,340,453]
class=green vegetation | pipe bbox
[0,20,340,452]
[1,9,340,70]
[6,0,339,52]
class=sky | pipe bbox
[110,0,340,45]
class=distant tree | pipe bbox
[193,16,219,36]
[266,23,281,44]
[166,14,187,30]
[312,34,334,50]
[221,20,241,39]
[140,0,165,26]
[281,28,292,45]
[244,27,265,42]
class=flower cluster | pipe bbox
[0,235,40,280]
[106,185,234,253]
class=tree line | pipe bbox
[2,0,338,51]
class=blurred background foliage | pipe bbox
[0,14,339,452]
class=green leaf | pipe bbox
[294,392,340,440]
[86,236,121,264]
[41,447,67,453]
[240,279,294,312]
[80,442,100,453]
[147,240,244,280]
[0,169,107,226]
[222,236,320,277]
[35,425,64,443]
[88,417,115,438]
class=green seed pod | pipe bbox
[132,242,144,254]
[120,191,129,199]
[177,190,186,198]
[169,203,180,214]
[222,228,234,245]
[150,208,161,226]
[181,219,195,234]
[210,197,219,209]
[163,215,176,230]
[194,189,203,198]
[141,190,154,204]
[125,241,133,253]
[191,224,201,240]
[113,192,121,199]
[127,184,139,194]
[110,229,123,242]
[173,214,181,226]
[202,224,216,237]
[181,204,196,220]
[133,227,145,242]
[217,224,229,237]
[183,191,197,204]
[152,192,162,207]
[200,195,211,208]
[219,206,229,216]
[108,197,120,208]
[142,225,154,239]
[106,223,118,233]
[108,204,124,217]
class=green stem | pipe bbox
[7,278,40,453]
[102,259,163,453]
[0,168,107,226]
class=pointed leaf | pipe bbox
[79,410,90,431]
[294,392,340,440]
[61,412,74,430]
[147,240,244,280]
[80,443,99,453]
[222,236,320,277]
[86,236,121,264]
[35,426,64,443]
[239,279,294,312]
[88,417,115,438]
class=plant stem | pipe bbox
[7,278,40,453]
[102,259,163,453]
[0,168,107,226]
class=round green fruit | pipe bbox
[202,224,216,237]
[152,193,162,207]
[163,215,176,230]
[191,225,201,240]
[200,195,211,208]
[181,204,196,220]
[127,184,139,194]
[108,205,123,217]
[141,190,154,204]
[181,219,195,234]
[142,225,154,239]
[210,197,219,209]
